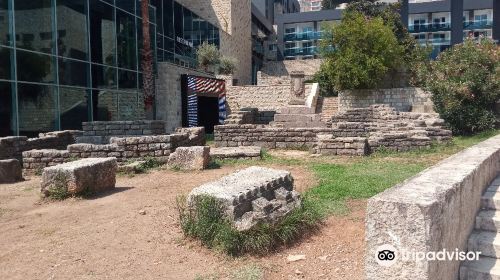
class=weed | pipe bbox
[46,173,70,200]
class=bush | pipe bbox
[319,11,404,90]
[425,39,500,135]
[196,41,220,71]
[177,195,323,255]
[218,56,237,75]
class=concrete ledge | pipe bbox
[366,134,500,280]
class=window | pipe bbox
[285,28,296,34]
[57,0,88,60]
[269,44,276,51]
[15,0,53,54]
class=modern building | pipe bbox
[299,0,322,12]
[273,0,498,60]
[0,0,253,137]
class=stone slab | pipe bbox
[167,146,210,171]
[188,166,301,231]
[41,157,117,198]
[210,146,262,160]
[0,159,23,183]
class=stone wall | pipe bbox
[224,108,276,125]
[0,130,82,160]
[338,88,434,113]
[225,84,292,113]
[366,134,500,280]
[215,124,332,149]
[178,0,252,85]
[156,63,215,133]
[259,59,322,85]
[79,120,166,144]
[22,127,206,173]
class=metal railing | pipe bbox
[284,31,323,42]
[408,22,451,33]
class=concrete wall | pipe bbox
[366,134,500,280]
[155,63,215,133]
[178,0,252,85]
[338,88,434,113]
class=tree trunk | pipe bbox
[141,0,155,120]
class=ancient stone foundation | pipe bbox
[79,120,167,144]
[188,166,301,231]
[0,159,23,183]
[210,146,262,160]
[22,127,206,173]
[0,130,82,160]
[41,158,117,197]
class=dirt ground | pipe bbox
[0,163,365,280]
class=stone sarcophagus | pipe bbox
[188,166,301,231]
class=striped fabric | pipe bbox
[186,75,226,127]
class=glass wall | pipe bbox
[0,0,220,136]
[152,0,220,69]
[0,0,156,136]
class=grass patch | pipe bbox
[231,264,264,280]
[206,134,215,146]
[137,157,163,173]
[177,195,323,256]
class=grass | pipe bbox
[178,130,499,255]
[177,195,323,256]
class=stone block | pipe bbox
[41,158,117,197]
[188,166,301,231]
[210,146,262,160]
[167,146,210,171]
[0,159,23,183]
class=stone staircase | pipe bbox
[460,175,500,279]
[270,106,326,128]
[316,96,339,122]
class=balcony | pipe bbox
[464,20,493,30]
[408,22,451,33]
[427,38,451,45]
[284,46,318,57]
[284,31,322,42]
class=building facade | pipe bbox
[299,0,321,12]
[273,0,498,61]
[0,0,253,137]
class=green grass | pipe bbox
[177,195,323,256]
[179,130,499,255]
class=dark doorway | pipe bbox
[197,96,219,134]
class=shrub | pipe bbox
[196,41,220,71]
[177,195,323,255]
[218,56,238,75]
[425,39,500,135]
[319,11,404,90]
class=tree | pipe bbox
[424,39,500,135]
[318,11,404,90]
[218,57,237,75]
[141,0,155,119]
[196,41,220,72]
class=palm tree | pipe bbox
[141,0,155,119]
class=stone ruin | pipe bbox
[188,166,301,231]
[41,157,117,197]
[215,104,452,156]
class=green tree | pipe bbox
[196,41,220,72]
[319,11,404,90]
[425,39,500,135]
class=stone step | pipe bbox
[270,121,326,128]
[487,177,500,192]
[460,256,500,280]
[278,106,315,114]
[476,210,500,232]
[273,114,321,123]
[482,191,500,210]
[468,231,500,259]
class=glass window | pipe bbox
[16,50,54,83]
[118,91,143,120]
[94,89,118,121]
[90,0,115,66]
[118,69,137,90]
[59,86,89,130]
[92,64,117,89]
[0,0,10,46]
[57,0,88,60]
[0,81,14,136]
[116,10,137,70]
[17,83,57,136]
[0,46,11,80]
[58,57,88,87]
[174,2,183,38]
[15,0,54,54]
[116,0,135,14]
[163,0,174,38]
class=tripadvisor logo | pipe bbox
[375,244,481,267]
